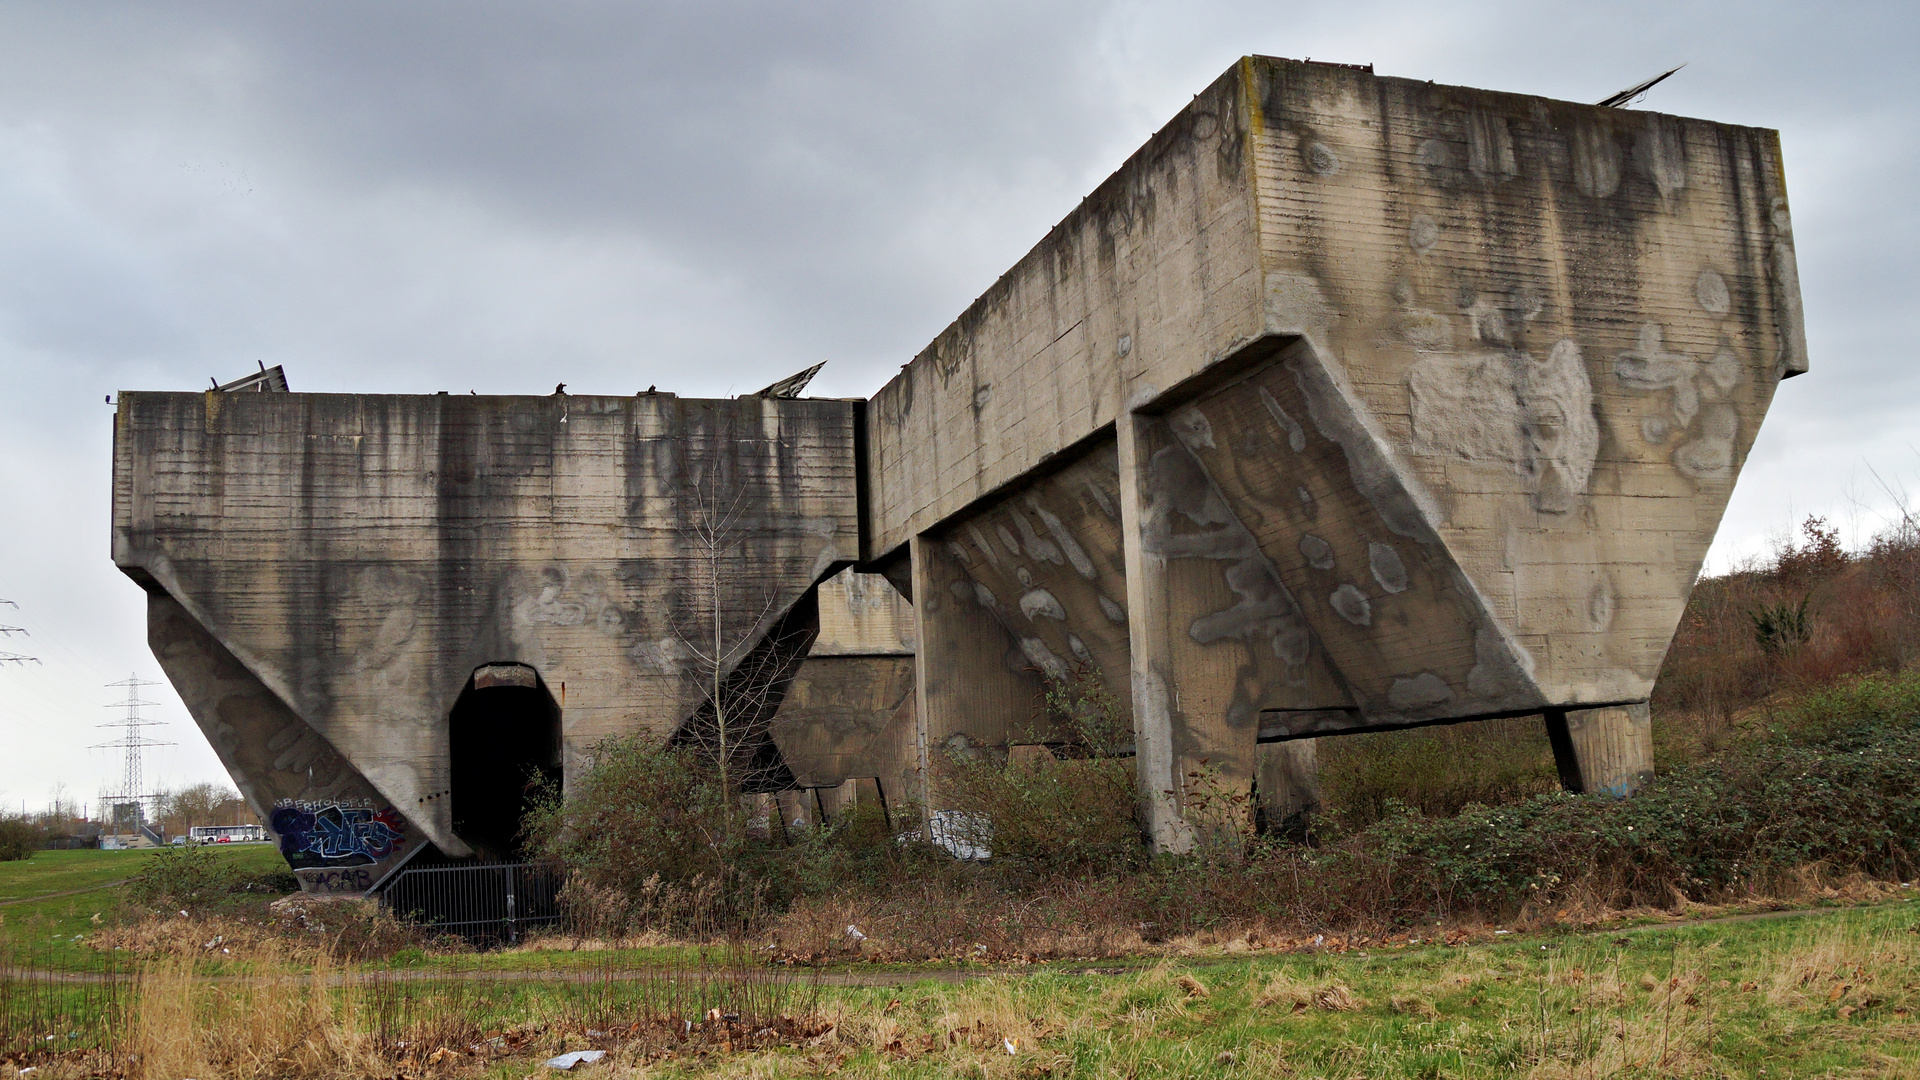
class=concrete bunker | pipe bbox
[449,663,562,860]
[112,56,1805,888]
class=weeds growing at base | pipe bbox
[526,516,1920,961]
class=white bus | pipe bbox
[188,824,269,844]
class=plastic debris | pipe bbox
[1004,1037,1019,1055]
[542,1051,605,1070]
[925,810,992,861]
[846,925,867,942]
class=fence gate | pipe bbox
[377,861,564,943]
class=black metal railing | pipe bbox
[377,861,565,944]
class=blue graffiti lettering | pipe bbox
[271,803,408,870]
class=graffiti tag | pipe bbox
[271,803,407,869]
[275,797,376,812]
[299,868,375,892]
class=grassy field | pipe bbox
[0,845,283,970]
[758,902,1920,1080]
[6,899,1916,1078]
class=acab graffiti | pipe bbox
[299,867,375,892]
[270,801,408,869]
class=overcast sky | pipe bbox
[0,1,1913,812]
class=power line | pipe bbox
[0,600,37,665]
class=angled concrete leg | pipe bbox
[1255,740,1320,839]
[775,789,818,831]
[1545,702,1653,797]
[815,777,884,824]
[908,533,1047,817]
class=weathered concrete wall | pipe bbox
[866,56,1802,843]
[1237,59,1799,714]
[865,63,1265,559]
[148,593,415,891]
[768,568,919,809]
[114,391,860,883]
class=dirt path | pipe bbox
[9,899,1907,989]
[7,964,996,988]
[0,880,127,906]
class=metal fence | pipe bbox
[377,861,565,944]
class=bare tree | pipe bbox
[152,782,253,835]
[666,479,815,841]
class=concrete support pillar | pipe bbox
[744,792,778,840]
[815,777,885,824]
[774,789,817,831]
[1544,702,1654,797]
[908,532,1047,817]
[1255,739,1320,838]
[1117,413,1193,853]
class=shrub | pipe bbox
[535,734,956,933]
[933,667,1143,876]
[528,736,748,926]
[124,842,296,908]
[126,844,233,907]
[1653,514,1920,742]
[1778,668,1920,743]
[0,816,36,861]
[1347,708,1920,916]
[936,752,1141,876]
[1751,595,1812,653]
[1316,716,1560,830]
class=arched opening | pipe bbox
[449,662,562,860]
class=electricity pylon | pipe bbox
[94,675,172,829]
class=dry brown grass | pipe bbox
[14,901,1920,1079]
[90,896,436,964]
[127,951,363,1080]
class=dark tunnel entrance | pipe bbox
[449,663,562,860]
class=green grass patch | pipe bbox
[716,901,1920,1078]
[0,845,284,971]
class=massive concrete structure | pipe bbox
[868,57,1803,847]
[115,391,862,888]
[113,56,1804,887]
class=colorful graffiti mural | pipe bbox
[270,801,408,869]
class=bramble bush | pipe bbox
[1110,669,1920,933]
[932,667,1143,877]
